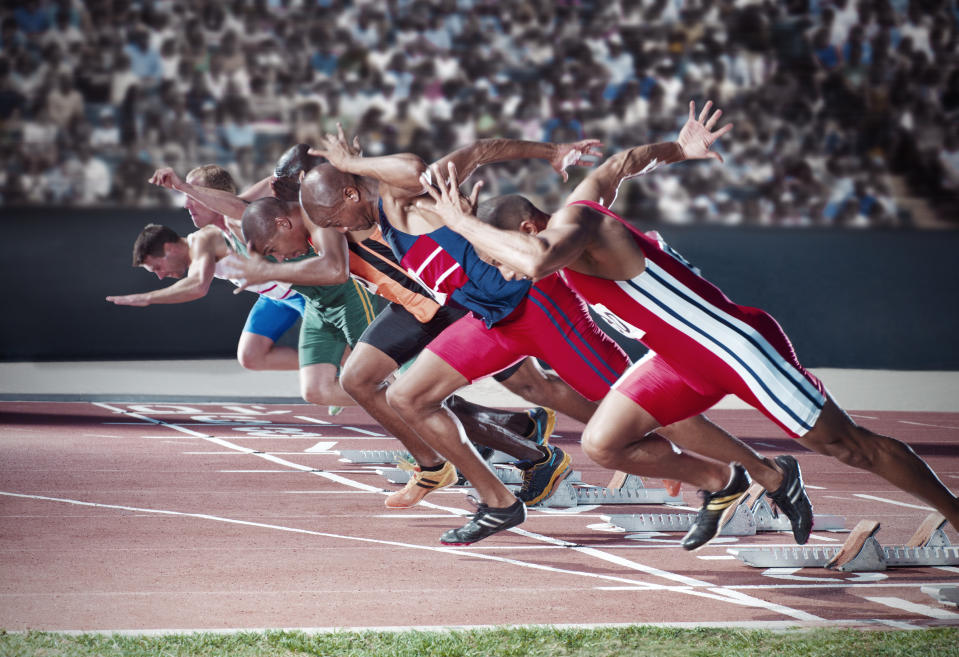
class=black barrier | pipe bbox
[1,207,956,370]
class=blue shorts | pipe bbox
[242,294,306,341]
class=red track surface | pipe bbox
[1,400,958,632]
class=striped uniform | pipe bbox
[560,200,826,437]
[380,205,628,401]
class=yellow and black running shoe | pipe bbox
[680,464,751,551]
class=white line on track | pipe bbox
[864,597,959,620]
[87,402,831,622]
[853,494,935,511]
[897,420,959,430]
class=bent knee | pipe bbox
[581,426,622,469]
[237,350,267,371]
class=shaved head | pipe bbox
[242,197,290,253]
[299,163,359,227]
[477,195,542,230]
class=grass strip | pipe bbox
[1,626,958,657]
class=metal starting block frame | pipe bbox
[378,462,583,487]
[339,449,513,465]
[606,482,846,537]
[728,513,959,572]
[533,472,685,509]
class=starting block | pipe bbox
[378,462,583,487]
[340,449,513,465]
[535,471,685,509]
[606,483,846,537]
[728,513,959,572]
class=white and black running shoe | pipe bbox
[766,455,813,544]
[440,499,527,545]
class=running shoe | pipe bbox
[328,405,344,416]
[384,460,457,509]
[766,455,814,545]
[440,499,527,545]
[526,407,556,446]
[680,463,751,551]
[516,445,572,506]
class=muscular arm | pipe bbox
[566,100,732,207]
[219,221,351,289]
[106,234,218,306]
[434,138,601,183]
[420,164,597,281]
[565,141,685,208]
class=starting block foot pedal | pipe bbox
[906,512,949,547]
[826,520,884,571]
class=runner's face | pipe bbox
[142,253,187,279]
[182,193,220,227]
[259,224,311,261]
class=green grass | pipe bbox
[1,626,958,657]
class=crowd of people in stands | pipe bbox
[1,0,957,226]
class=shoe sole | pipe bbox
[523,453,573,506]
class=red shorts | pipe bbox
[426,274,629,401]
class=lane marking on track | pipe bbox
[896,420,959,430]
[853,494,934,511]
[864,597,959,620]
[90,401,824,622]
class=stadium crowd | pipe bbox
[1,0,957,226]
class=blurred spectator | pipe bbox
[0,0,955,227]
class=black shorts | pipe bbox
[358,302,528,380]
[358,302,467,366]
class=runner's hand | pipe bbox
[219,251,271,293]
[308,123,362,167]
[551,139,603,182]
[416,162,482,230]
[676,100,733,162]
[106,294,150,306]
[148,167,183,190]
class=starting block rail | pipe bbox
[728,513,958,572]
[606,482,846,537]
[536,472,685,508]
[340,449,513,465]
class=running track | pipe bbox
[1,400,958,632]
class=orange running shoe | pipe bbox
[385,460,458,509]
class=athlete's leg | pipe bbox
[297,301,357,408]
[340,341,445,468]
[581,389,731,491]
[657,415,784,491]
[237,295,302,371]
[444,394,543,462]
[498,358,596,424]
[299,362,355,407]
[797,394,959,529]
[387,349,517,510]
[237,332,299,370]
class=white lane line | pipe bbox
[853,494,934,511]
[897,420,959,430]
[294,416,331,425]
[864,596,959,620]
[91,401,822,622]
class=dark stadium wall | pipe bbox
[2,207,957,370]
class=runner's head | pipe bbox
[241,197,312,261]
[477,195,549,234]
[184,165,237,228]
[299,163,376,232]
[132,223,190,279]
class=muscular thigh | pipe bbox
[584,388,662,451]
